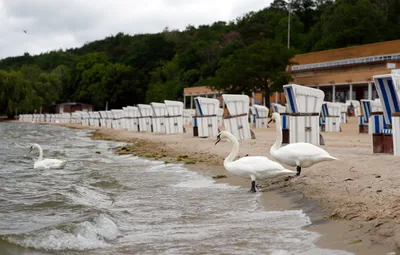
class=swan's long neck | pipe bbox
[224,133,240,165]
[271,116,283,154]
[35,145,43,162]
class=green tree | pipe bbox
[102,63,142,109]
[0,70,38,118]
[211,39,294,106]
[146,56,182,102]
[311,0,386,50]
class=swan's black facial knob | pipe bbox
[215,134,221,145]
[268,119,274,124]
[28,146,33,153]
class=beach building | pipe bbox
[55,102,94,113]
[183,39,400,107]
[288,39,400,103]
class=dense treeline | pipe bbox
[1,0,399,117]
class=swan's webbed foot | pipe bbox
[296,166,301,176]
[249,180,257,193]
[284,176,294,181]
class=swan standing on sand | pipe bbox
[268,112,338,176]
[29,143,67,169]
[215,131,296,192]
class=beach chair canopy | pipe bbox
[271,103,286,113]
[194,97,219,116]
[138,104,153,117]
[222,94,250,115]
[373,72,400,125]
[283,84,325,113]
[321,102,341,117]
[164,100,184,116]
[150,102,168,117]
[253,104,269,118]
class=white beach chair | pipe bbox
[253,104,269,129]
[320,102,341,132]
[193,97,220,138]
[138,104,153,132]
[183,109,195,126]
[150,102,168,133]
[164,100,184,134]
[126,106,140,131]
[222,94,252,141]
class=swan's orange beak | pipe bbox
[215,137,221,145]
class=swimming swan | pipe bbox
[215,131,296,192]
[29,143,67,169]
[268,112,338,176]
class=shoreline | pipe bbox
[10,119,400,254]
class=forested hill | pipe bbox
[1,0,399,117]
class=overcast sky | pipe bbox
[0,0,274,59]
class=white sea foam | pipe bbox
[7,214,118,251]
[271,248,353,255]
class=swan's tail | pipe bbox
[60,161,67,168]
[325,155,339,161]
[281,168,297,175]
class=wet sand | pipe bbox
[14,118,400,254]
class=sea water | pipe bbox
[0,123,352,255]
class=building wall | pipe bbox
[291,63,396,86]
[183,87,286,107]
[184,86,217,95]
[56,104,93,113]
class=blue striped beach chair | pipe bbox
[193,97,219,138]
[359,100,372,133]
[374,75,400,126]
[320,103,328,127]
[271,103,288,131]
[320,102,341,132]
[372,74,400,154]
[273,104,278,113]
[282,84,324,145]
[253,104,269,128]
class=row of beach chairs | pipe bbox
[19,69,400,156]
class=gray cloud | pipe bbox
[0,0,272,59]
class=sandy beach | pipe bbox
[17,117,400,254]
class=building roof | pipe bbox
[291,40,400,66]
[287,40,400,86]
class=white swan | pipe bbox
[268,112,338,176]
[29,143,67,169]
[215,131,296,192]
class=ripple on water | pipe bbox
[0,123,354,255]
[3,214,119,251]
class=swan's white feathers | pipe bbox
[225,156,296,179]
[216,131,296,183]
[30,143,67,169]
[230,156,286,171]
[269,112,339,169]
[34,158,66,169]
